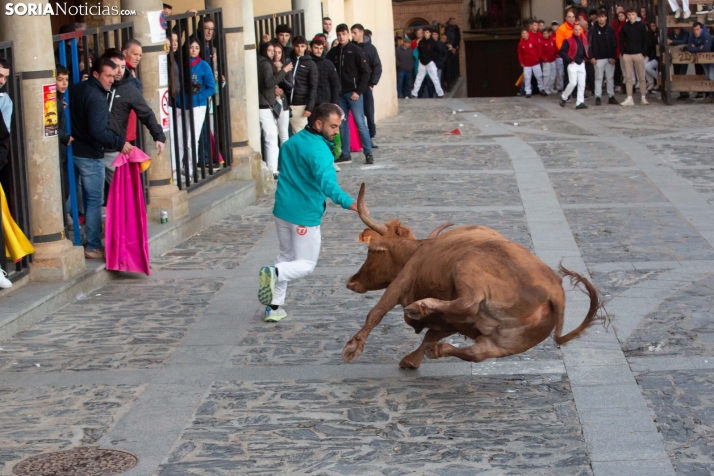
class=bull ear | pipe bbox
[361,234,373,244]
[395,225,413,238]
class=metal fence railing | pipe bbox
[165,8,232,191]
[0,41,32,283]
[52,22,150,245]
[254,10,305,45]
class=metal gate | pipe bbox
[254,10,305,45]
[165,8,232,191]
[53,22,145,246]
[0,41,32,283]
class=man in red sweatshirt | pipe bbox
[518,29,546,97]
[540,28,558,94]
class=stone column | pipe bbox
[242,0,274,194]
[204,0,259,183]
[0,4,85,282]
[122,0,188,222]
[292,0,323,38]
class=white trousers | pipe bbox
[523,64,544,95]
[290,104,308,134]
[259,109,280,174]
[562,62,586,105]
[645,58,658,89]
[555,57,565,90]
[411,61,445,97]
[668,0,689,11]
[594,58,616,98]
[542,61,556,94]
[272,217,322,306]
[175,105,207,178]
[277,109,290,146]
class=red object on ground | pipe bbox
[444,128,461,135]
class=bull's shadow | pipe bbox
[342,183,606,370]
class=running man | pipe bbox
[258,103,360,322]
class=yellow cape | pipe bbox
[1,183,34,262]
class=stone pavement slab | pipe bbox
[2,94,714,475]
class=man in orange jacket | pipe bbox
[556,10,577,96]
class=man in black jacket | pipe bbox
[326,23,374,165]
[101,49,165,184]
[287,36,318,134]
[619,8,649,106]
[69,57,132,259]
[588,10,619,105]
[410,27,445,98]
[310,38,340,112]
[351,24,382,148]
[273,24,293,62]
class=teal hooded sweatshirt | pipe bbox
[273,127,354,226]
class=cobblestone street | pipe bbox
[3,96,714,475]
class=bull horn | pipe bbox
[427,223,454,239]
[357,183,388,236]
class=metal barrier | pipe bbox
[52,22,144,245]
[0,41,32,282]
[254,10,305,45]
[165,8,232,191]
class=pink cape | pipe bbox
[105,149,151,275]
[348,111,363,152]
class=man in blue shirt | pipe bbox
[258,103,359,322]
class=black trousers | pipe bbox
[362,87,376,138]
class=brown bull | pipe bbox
[342,184,603,368]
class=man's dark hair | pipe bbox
[693,21,705,29]
[351,23,365,32]
[122,39,142,51]
[538,20,545,23]
[625,8,637,14]
[56,64,69,76]
[588,8,597,16]
[275,24,292,35]
[0,58,10,70]
[93,57,117,74]
[335,23,349,33]
[292,35,307,46]
[597,9,608,17]
[59,23,76,34]
[530,19,538,25]
[312,103,342,123]
[101,48,124,62]
[310,38,325,47]
[323,16,331,21]
[365,29,372,36]
[163,3,172,9]
[395,35,402,40]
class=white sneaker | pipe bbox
[333,163,341,172]
[641,96,649,105]
[0,270,12,289]
[684,9,691,19]
[674,8,682,18]
[264,306,287,322]
[621,96,635,106]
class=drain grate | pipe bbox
[13,446,138,476]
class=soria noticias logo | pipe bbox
[4,3,137,16]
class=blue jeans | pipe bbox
[397,71,411,98]
[73,156,105,250]
[337,92,372,156]
[704,64,714,97]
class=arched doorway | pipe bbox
[403,17,430,41]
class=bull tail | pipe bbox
[552,265,607,346]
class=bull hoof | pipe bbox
[404,301,429,320]
[399,355,422,369]
[424,342,443,360]
[342,336,365,363]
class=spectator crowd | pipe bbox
[516,4,714,108]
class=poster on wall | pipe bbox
[159,87,170,131]
[42,83,58,137]
[148,10,166,44]
[159,54,168,86]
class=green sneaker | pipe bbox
[258,266,276,305]
[264,306,288,322]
